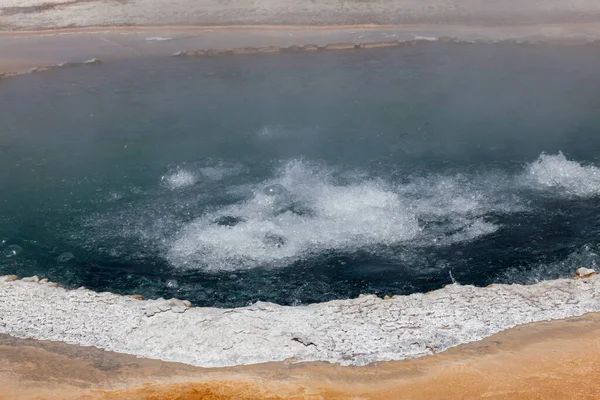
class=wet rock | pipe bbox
[358,294,378,299]
[132,295,144,301]
[39,278,49,284]
[204,49,233,56]
[575,267,597,280]
[232,47,260,54]
[28,64,69,74]
[438,36,459,43]
[359,41,400,49]
[282,45,302,52]
[302,44,320,51]
[323,43,359,50]
[168,298,191,308]
[0,72,18,80]
[255,46,280,54]
[21,276,40,283]
[45,282,59,288]
[1,275,18,282]
[384,295,392,300]
[144,299,171,316]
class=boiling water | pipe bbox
[1,43,600,306]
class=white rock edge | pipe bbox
[1,275,599,367]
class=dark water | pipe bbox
[2,43,600,307]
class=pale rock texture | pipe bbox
[1,276,600,367]
[575,267,597,279]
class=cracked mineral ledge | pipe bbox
[1,274,599,367]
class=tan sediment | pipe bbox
[0,58,103,81]
[6,34,600,83]
[0,39,419,80]
[0,24,407,35]
[2,312,600,399]
[0,22,597,37]
[173,40,419,57]
[1,22,599,41]
[2,22,600,78]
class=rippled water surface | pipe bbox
[2,43,600,306]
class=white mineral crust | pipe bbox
[1,275,600,367]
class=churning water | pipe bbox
[2,43,600,307]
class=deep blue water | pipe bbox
[2,43,600,307]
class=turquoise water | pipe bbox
[2,43,600,306]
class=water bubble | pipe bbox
[161,169,198,189]
[2,245,22,258]
[57,252,76,263]
[263,183,289,197]
[0,259,17,267]
[263,233,286,248]
[166,279,179,289]
[213,216,245,227]
[263,184,292,213]
[107,192,123,201]
[0,238,7,246]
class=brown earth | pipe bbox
[2,312,600,399]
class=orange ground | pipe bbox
[2,313,600,399]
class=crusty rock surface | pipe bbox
[1,276,600,367]
[575,267,597,279]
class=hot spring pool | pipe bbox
[1,43,600,307]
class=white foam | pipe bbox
[256,125,281,138]
[85,153,600,272]
[524,152,600,197]
[161,163,244,188]
[199,164,244,181]
[161,169,198,189]
[167,162,420,270]
[167,160,515,271]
